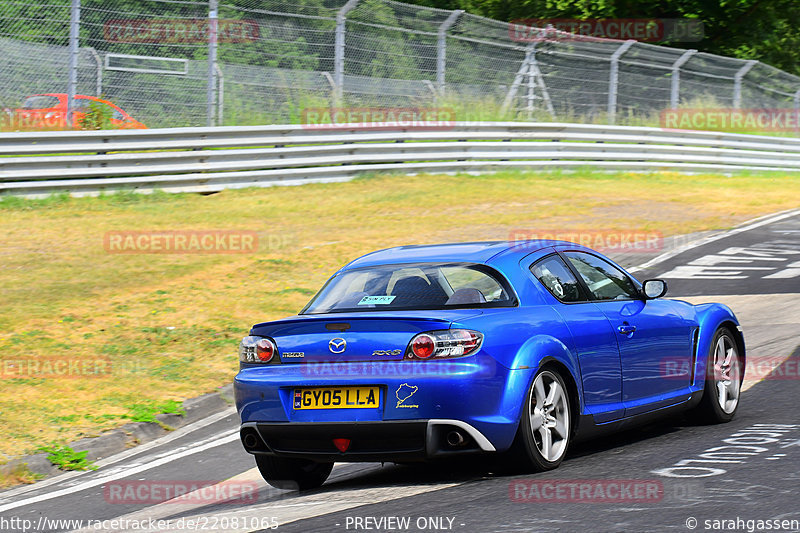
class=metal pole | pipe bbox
[436,10,462,96]
[207,0,218,127]
[528,50,555,118]
[526,59,535,119]
[333,0,360,104]
[66,0,80,127]
[501,42,536,114]
[733,60,757,109]
[86,48,103,96]
[669,49,696,109]
[794,89,800,136]
[607,39,635,125]
[215,64,224,126]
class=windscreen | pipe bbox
[302,263,516,314]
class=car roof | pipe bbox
[342,240,587,270]
[26,94,104,101]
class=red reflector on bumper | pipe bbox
[333,438,351,452]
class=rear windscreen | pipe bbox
[302,262,516,314]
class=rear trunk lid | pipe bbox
[251,310,482,363]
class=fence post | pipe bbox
[669,49,696,109]
[436,10,463,96]
[207,0,219,127]
[66,0,81,127]
[794,89,800,136]
[216,64,224,126]
[607,39,635,124]
[733,60,757,109]
[333,0,360,104]
[84,48,103,97]
[501,42,536,114]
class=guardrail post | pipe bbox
[66,0,81,127]
[733,60,757,109]
[437,10,463,96]
[607,39,635,124]
[669,49,696,109]
[333,0,360,104]
[207,0,219,127]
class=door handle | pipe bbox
[618,324,637,335]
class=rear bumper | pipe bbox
[240,419,495,462]
[233,356,533,454]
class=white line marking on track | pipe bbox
[0,431,239,513]
[0,407,237,502]
[630,207,800,273]
[70,466,461,533]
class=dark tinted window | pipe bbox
[563,251,639,300]
[302,263,515,314]
[531,255,584,302]
[21,96,60,109]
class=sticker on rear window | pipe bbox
[358,295,396,305]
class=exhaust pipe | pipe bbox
[242,432,260,450]
[446,430,466,447]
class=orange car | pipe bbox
[13,93,147,129]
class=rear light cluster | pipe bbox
[406,329,483,359]
[239,336,279,364]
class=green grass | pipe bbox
[37,444,98,471]
[0,169,799,459]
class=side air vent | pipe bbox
[690,328,700,384]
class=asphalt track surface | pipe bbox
[1,209,798,533]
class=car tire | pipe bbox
[692,327,742,423]
[508,368,572,472]
[255,455,333,491]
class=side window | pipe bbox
[531,255,584,302]
[563,251,639,300]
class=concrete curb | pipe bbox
[1,383,234,480]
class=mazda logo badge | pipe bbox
[329,338,347,354]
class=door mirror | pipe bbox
[641,279,668,299]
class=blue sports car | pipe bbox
[234,241,744,490]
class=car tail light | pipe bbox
[239,336,279,364]
[411,334,435,359]
[406,329,483,359]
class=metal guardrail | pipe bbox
[2,122,800,196]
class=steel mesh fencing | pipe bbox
[2,0,800,129]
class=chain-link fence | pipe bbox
[2,0,800,129]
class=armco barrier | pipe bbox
[1,122,800,197]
